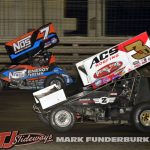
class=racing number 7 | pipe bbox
[124,40,150,59]
[40,26,49,39]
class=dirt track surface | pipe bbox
[0,89,150,150]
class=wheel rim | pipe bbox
[50,80,62,89]
[140,110,150,127]
[54,110,72,128]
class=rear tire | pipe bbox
[44,75,65,90]
[50,106,75,132]
[132,103,150,132]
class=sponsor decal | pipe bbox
[112,74,121,80]
[51,37,57,44]
[133,61,140,65]
[9,70,27,79]
[94,79,103,87]
[14,133,53,146]
[112,66,126,78]
[134,64,141,68]
[102,76,111,84]
[93,97,116,104]
[44,37,57,48]
[0,131,53,149]
[9,67,49,79]
[90,48,119,69]
[93,61,123,79]
[13,36,31,54]
[92,66,125,88]
[28,67,49,76]
[110,93,117,96]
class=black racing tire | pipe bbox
[0,79,4,91]
[49,107,75,132]
[37,113,49,125]
[132,103,150,132]
[44,75,65,90]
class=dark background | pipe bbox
[65,0,150,36]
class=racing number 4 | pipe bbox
[125,40,150,59]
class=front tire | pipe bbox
[44,75,65,90]
[132,103,150,132]
[50,107,75,132]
